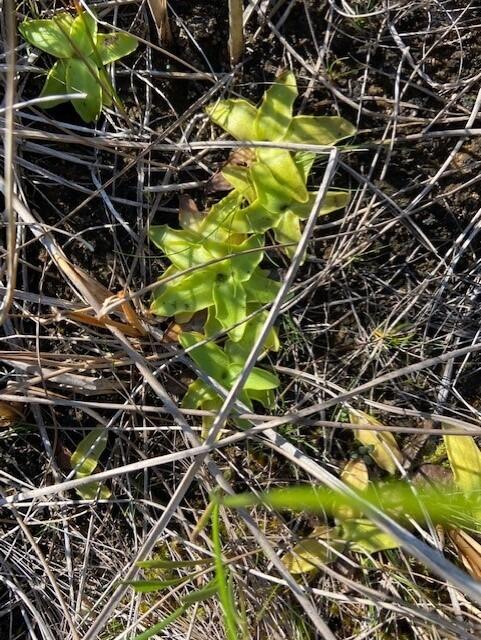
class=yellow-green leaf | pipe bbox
[212,274,247,341]
[39,60,69,108]
[336,459,369,520]
[19,16,74,58]
[444,431,481,494]
[179,331,232,384]
[96,32,137,65]
[342,519,399,554]
[290,190,351,220]
[281,526,340,574]
[273,210,301,258]
[99,67,114,108]
[71,428,107,475]
[285,115,356,145]
[221,164,255,200]
[151,267,216,318]
[206,99,258,141]
[256,148,308,205]
[349,410,403,475]
[70,428,111,500]
[66,58,102,122]
[341,459,369,492]
[70,11,97,57]
[255,70,297,141]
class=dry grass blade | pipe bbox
[0,0,18,326]
[228,0,244,66]
[147,0,173,45]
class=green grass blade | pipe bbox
[212,502,239,640]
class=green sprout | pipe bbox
[19,10,137,122]
[180,331,280,437]
[205,70,354,255]
[150,220,279,342]
[147,71,354,443]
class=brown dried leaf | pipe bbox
[208,148,256,192]
[147,0,172,45]
[179,195,201,230]
[0,401,24,427]
[55,440,73,473]
[448,528,481,579]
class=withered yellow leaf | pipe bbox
[443,430,481,494]
[281,526,341,575]
[336,459,369,520]
[341,459,369,492]
[349,410,403,475]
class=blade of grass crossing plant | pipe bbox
[217,483,471,525]
[96,32,138,65]
[255,70,297,140]
[131,605,187,640]
[66,58,102,122]
[18,17,74,58]
[212,502,239,640]
[39,60,69,108]
[341,519,399,554]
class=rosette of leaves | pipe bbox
[179,331,280,438]
[205,71,354,255]
[19,10,137,122]
[150,201,280,342]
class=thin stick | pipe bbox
[229,0,244,66]
[0,0,18,326]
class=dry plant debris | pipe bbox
[2,1,481,639]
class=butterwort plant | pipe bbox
[148,70,355,441]
[205,70,355,255]
[19,9,137,122]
